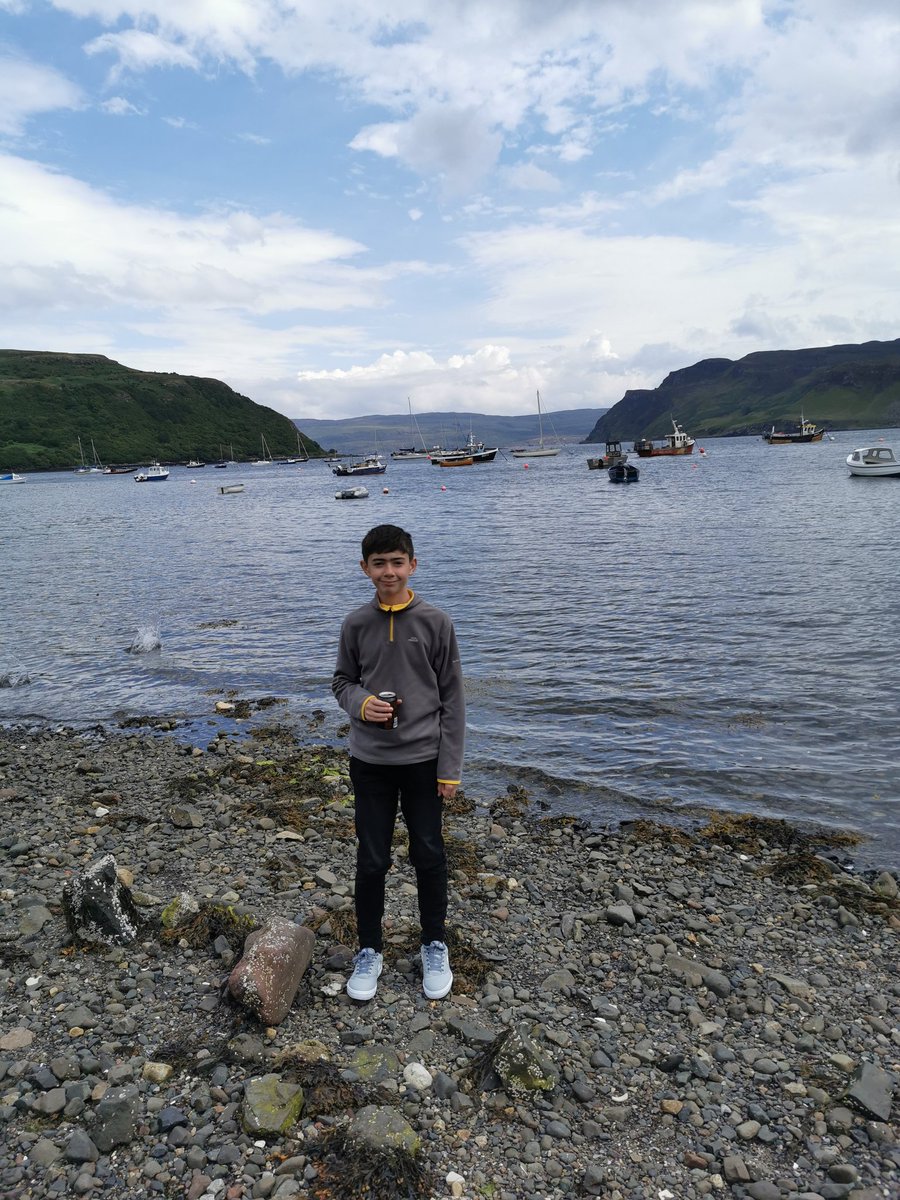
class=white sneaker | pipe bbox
[346,948,383,1001]
[421,940,453,1000]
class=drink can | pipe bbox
[377,691,399,729]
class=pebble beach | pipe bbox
[0,718,897,1200]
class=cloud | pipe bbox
[85,29,201,78]
[0,153,384,315]
[502,163,561,192]
[0,55,82,135]
[101,95,144,116]
[237,132,272,145]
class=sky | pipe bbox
[2,1,900,421]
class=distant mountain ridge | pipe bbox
[586,338,900,443]
[0,350,322,469]
[295,408,607,454]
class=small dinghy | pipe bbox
[335,485,369,499]
[218,483,245,494]
[608,461,639,483]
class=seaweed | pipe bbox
[159,902,257,952]
[279,1059,385,1116]
[444,787,476,816]
[307,1127,435,1200]
[445,835,481,880]
[697,811,861,855]
[304,905,358,947]
[620,819,694,847]
[461,1028,511,1092]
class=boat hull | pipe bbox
[509,447,560,458]
[846,447,900,476]
[430,449,497,464]
[634,443,693,457]
[763,430,825,444]
[335,486,369,499]
[609,463,639,483]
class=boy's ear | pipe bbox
[360,558,370,576]
[409,556,417,573]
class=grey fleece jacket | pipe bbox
[332,591,465,783]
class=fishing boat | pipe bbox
[633,419,694,457]
[438,456,474,467]
[762,414,825,444]
[218,482,245,494]
[510,390,560,458]
[186,458,206,468]
[0,472,26,483]
[430,431,498,465]
[587,440,628,470]
[846,446,900,477]
[335,485,369,499]
[391,398,432,459]
[333,455,386,477]
[134,462,170,483]
[102,465,137,475]
[252,434,275,465]
[608,461,639,483]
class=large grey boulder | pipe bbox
[845,1061,894,1120]
[242,1074,305,1135]
[493,1024,559,1093]
[347,1105,420,1154]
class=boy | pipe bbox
[332,524,465,1002]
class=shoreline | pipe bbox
[0,720,897,1200]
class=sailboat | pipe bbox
[252,433,275,465]
[88,438,105,472]
[73,436,91,474]
[510,391,561,458]
[391,398,431,459]
[280,428,309,465]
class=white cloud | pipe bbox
[408,208,423,221]
[101,95,144,115]
[502,163,561,192]
[0,55,82,135]
[85,29,201,78]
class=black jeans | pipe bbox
[349,756,448,952]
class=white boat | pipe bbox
[73,435,91,474]
[252,434,275,465]
[335,485,369,499]
[846,446,900,477]
[0,472,26,483]
[218,482,245,494]
[134,462,170,483]
[510,390,561,458]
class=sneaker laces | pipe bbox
[422,940,448,971]
[353,948,379,976]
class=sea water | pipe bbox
[1,432,898,866]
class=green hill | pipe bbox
[586,338,900,443]
[0,350,322,470]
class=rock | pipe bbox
[845,1062,894,1120]
[18,905,53,936]
[65,1129,100,1163]
[142,1061,174,1083]
[348,1046,401,1084]
[872,871,898,899]
[160,892,200,929]
[242,1075,305,1135]
[227,917,315,1025]
[541,968,576,991]
[93,1085,141,1152]
[492,1025,558,1093]
[169,803,204,828]
[0,1027,34,1051]
[28,1138,62,1167]
[346,1105,420,1155]
[403,1062,433,1091]
[605,904,636,926]
[61,853,140,946]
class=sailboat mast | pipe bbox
[537,390,545,448]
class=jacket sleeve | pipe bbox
[434,619,466,783]
[332,619,372,720]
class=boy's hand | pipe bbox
[438,782,457,799]
[365,695,400,723]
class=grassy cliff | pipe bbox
[586,338,900,442]
[0,350,322,469]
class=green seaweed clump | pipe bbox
[160,902,257,951]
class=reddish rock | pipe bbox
[227,917,315,1024]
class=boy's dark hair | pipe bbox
[361,524,415,560]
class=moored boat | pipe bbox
[608,461,639,483]
[0,471,26,483]
[588,440,628,470]
[634,419,694,457]
[438,456,474,467]
[510,390,561,458]
[846,446,900,477]
[335,485,369,499]
[333,455,386,476]
[430,432,497,465]
[763,414,825,444]
[218,482,245,494]
[134,462,169,483]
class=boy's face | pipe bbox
[361,549,416,605]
